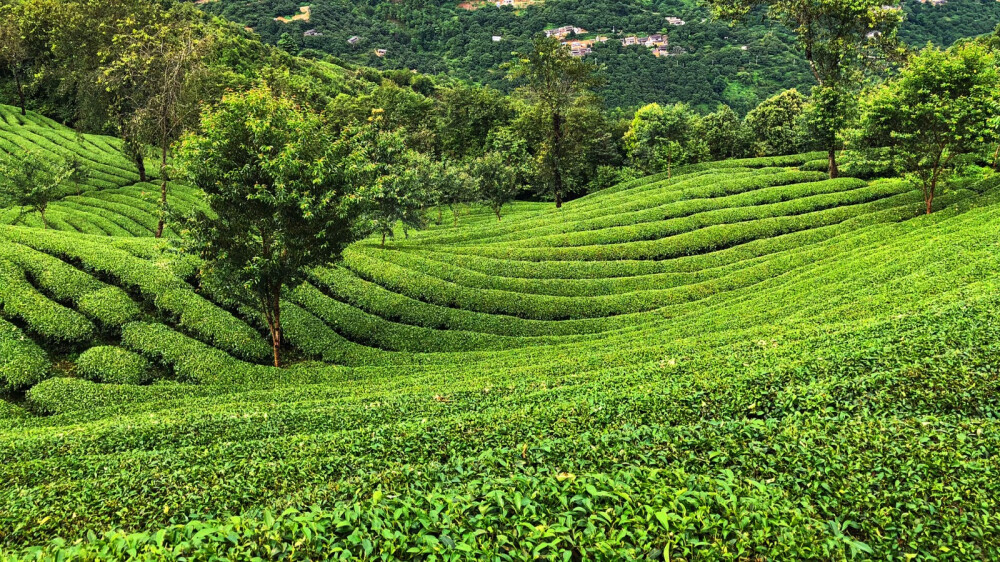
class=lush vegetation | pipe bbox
[2,97,1000,556]
[2,0,1000,559]
[196,0,1000,112]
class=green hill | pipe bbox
[200,0,1000,111]
[2,104,1000,559]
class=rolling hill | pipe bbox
[2,104,1000,559]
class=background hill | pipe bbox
[198,0,1000,111]
[3,101,1000,558]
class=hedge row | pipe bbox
[494,178,876,249]
[0,227,270,362]
[288,282,572,352]
[0,260,95,344]
[412,169,770,246]
[467,171,832,246]
[0,400,27,421]
[0,240,140,327]
[0,318,49,390]
[77,346,153,385]
[441,187,921,262]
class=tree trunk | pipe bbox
[828,147,839,179]
[381,232,386,247]
[155,143,168,238]
[552,111,563,209]
[135,152,147,183]
[39,205,47,229]
[993,143,999,172]
[13,72,26,116]
[437,207,443,225]
[926,177,936,215]
[269,298,282,368]
[495,207,501,221]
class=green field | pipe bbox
[2,104,1000,560]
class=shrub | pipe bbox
[77,346,153,385]
[0,318,49,390]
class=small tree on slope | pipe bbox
[708,0,903,178]
[0,151,73,228]
[855,43,1000,215]
[176,87,380,368]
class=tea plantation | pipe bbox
[2,103,1000,560]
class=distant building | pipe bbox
[492,35,503,42]
[374,48,387,57]
[544,25,585,39]
[347,35,361,45]
[665,17,686,26]
[496,0,515,6]
[304,28,323,37]
[622,35,639,46]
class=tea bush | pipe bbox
[76,346,153,385]
[3,105,1000,558]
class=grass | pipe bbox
[1,104,1000,559]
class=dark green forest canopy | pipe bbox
[196,0,1000,112]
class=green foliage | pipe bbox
[177,86,390,366]
[744,89,808,157]
[0,150,75,228]
[76,346,153,385]
[624,102,700,175]
[471,128,532,220]
[0,259,95,345]
[0,318,49,390]
[855,42,1000,214]
[506,36,603,206]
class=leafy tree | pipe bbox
[505,37,601,208]
[0,151,73,228]
[101,12,208,238]
[708,0,903,177]
[802,84,852,176]
[855,43,1000,214]
[429,160,476,226]
[0,6,30,115]
[697,105,751,161]
[437,84,513,160]
[624,102,697,177]
[365,136,431,246]
[473,128,531,220]
[176,87,376,367]
[744,88,808,156]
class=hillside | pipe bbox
[2,104,1000,558]
[200,0,1000,111]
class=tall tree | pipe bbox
[697,105,752,161]
[0,7,30,115]
[473,128,531,221]
[624,103,697,177]
[176,87,377,367]
[708,0,903,177]
[855,43,1000,214]
[364,132,431,246]
[744,88,808,157]
[505,37,601,208]
[102,12,208,238]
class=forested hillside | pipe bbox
[199,0,1000,111]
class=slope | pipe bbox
[1,104,1000,558]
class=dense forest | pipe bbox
[198,0,1000,112]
